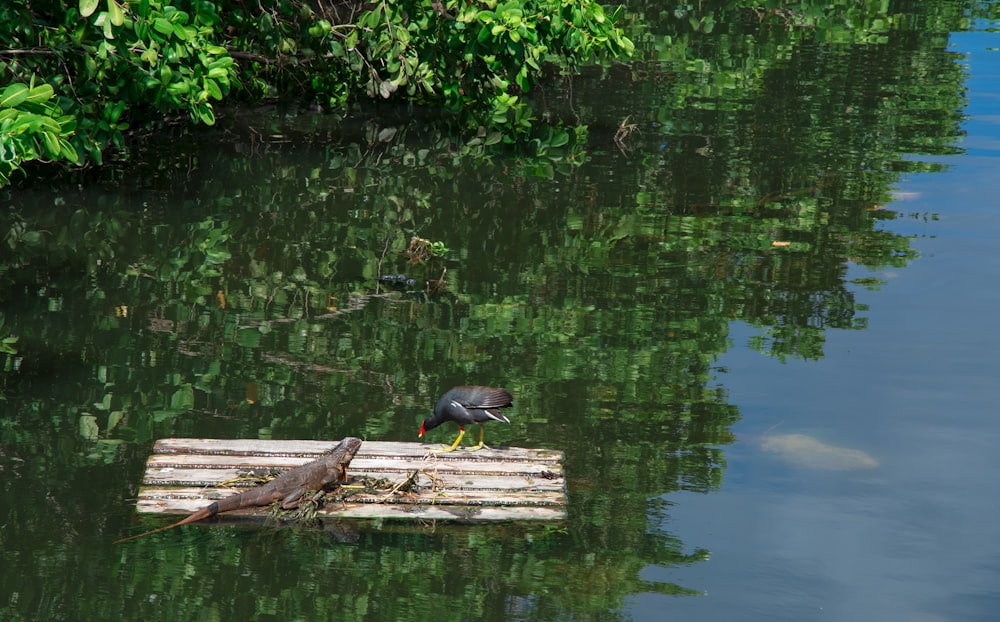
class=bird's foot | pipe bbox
[465,442,492,452]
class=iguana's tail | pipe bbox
[114,504,217,544]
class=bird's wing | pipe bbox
[464,387,513,409]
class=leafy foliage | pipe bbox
[0,79,80,185]
[0,0,632,184]
[328,0,633,138]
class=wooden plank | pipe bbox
[137,485,564,506]
[152,438,564,462]
[142,469,566,493]
[145,456,563,478]
[136,493,566,522]
[133,438,567,523]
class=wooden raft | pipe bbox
[134,438,566,523]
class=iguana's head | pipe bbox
[342,437,362,457]
[336,437,363,482]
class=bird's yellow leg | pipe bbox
[434,427,465,453]
[467,425,490,452]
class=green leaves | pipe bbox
[339,0,631,137]
[3,0,238,185]
[0,314,17,360]
[0,79,79,185]
[107,0,125,27]
[152,17,174,35]
[79,0,100,17]
[0,84,30,109]
[121,3,233,126]
[0,82,54,111]
[5,0,629,183]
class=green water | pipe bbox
[3,4,998,621]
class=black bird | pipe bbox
[419,386,513,452]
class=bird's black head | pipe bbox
[419,417,438,437]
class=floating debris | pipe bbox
[378,274,417,288]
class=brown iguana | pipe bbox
[114,436,363,544]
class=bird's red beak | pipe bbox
[419,420,426,437]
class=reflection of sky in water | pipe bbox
[630,27,1000,622]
